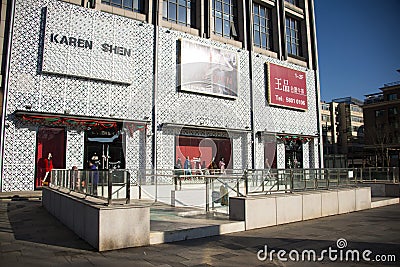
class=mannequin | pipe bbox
[42,153,53,184]
[219,157,226,174]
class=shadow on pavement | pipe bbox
[6,199,95,251]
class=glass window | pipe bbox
[124,0,133,9]
[285,0,299,7]
[321,103,330,111]
[350,105,362,113]
[388,93,397,101]
[322,114,331,122]
[285,17,301,56]
[213,0,238,39]
[102,0,144,13]
[163,0,194,27]
[375,109,385,117]
[388,107,398,115]
[351,116,363,123]
[285,139,303,169]
[175,135,232,170]
[253,3,273,50]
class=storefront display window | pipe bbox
[285,139,303,168]
[84,124,126,170]
[175,135,232,171]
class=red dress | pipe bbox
[44,158,53,172]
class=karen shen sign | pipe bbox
[42,5,135,84]
[267,63,308,111]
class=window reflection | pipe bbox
[253,3,273,50]
[213,0,238,39]
[163,0,194,27]
[102,0,144,13]
[286,17,301,56]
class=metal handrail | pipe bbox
[49,167,399,209]
[50,169,131,205]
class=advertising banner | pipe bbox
[267,63,307,110]
[180,39,238,98]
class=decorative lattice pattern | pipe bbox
[309,139,319,168]
[303,142,310,169]
[2,118,36,191]
[66,128,85,169]
[277,142,286,169]
[1,0,320,191]
[2,0,153,191]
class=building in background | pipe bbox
[363,74,400,167]
[321,101,336,155]
[0,0,322,192]
[321,97,364,167]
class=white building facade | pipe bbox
[0,0,322,192]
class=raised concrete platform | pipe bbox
[42,187,150,251]
[42,187,246,249]
[39,186,400,251]
[229,187,372,230]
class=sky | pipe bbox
[314,0,400,102]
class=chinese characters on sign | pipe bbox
[268,63,308,110]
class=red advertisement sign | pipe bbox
[268,63,308,111]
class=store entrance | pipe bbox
[285,139,303,168]
[35,127,66,188]
[84,127,125,170]
[264,134,277,169]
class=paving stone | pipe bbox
[0,199,399,267]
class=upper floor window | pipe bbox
[101,0,144,13]
[375,109,385,117]
[388,107,398,115]
[322,114,331,122]
[213,0,238,39]
[388,93,397,101]
[253,3,273,50]
[163,0,194,27]
[350,105,362,113]
[285,17,301,56]
[321,103,330,111]
[351,116,363,123]
[285,0,299,6]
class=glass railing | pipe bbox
[353,167,399,183]
[50,169,131,204]
[49,167,399,209]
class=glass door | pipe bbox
[84,127,126,170]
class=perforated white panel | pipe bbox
[2,0,153,191]
[1,0,320,192]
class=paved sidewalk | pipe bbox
[0,198,399,266]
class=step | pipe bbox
[150,221,245,245]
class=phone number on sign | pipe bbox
[286,97,306,106]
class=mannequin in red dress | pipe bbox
[42,153,53,184]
